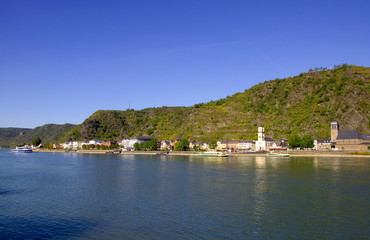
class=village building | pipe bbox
[314,138,332,150]
[169,139,180,150]
[118,137,154,150]
[237,140,255,151]
[255,125,275,151]
[89,139,103,145]
[160,140,171,150]
[330,120,370,150]
[52,143,64,149]
[228,140,239,151]
[216,140,228,151]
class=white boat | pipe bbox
[191,151,229,157]
[12,146,33,153]
[266,151,289,157]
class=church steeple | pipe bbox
[258,124,265,141]
[331,120,339,142]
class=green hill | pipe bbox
[64,64,369,142]
[0,128,32,148]
[0,124,76,148]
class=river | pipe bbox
[0,150,368,239]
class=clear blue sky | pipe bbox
[1,0,369,128]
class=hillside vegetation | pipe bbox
[64,64,369,142]
[0,124,76,148]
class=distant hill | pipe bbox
[0,124,76,148]
[63,64,369,142]
[0,128,32,148]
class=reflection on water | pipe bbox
[0,150,369,239]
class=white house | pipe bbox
[72,141,82,149]
[63,142,73,149]
[238,140,255,150]
[201,142,210,150]
[160,140,171,150]
[118,137,154,150]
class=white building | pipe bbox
[255,125,275,151]
[238,140,255,150]
[89,139,103,145]
[160,140,171,150]
[255,125,266,151]
[118,137,154,150]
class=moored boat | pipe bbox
[191,151,229,157]
[12,146,33,153]
[266,151,289,157]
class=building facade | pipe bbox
[331,120,370,150]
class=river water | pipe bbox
[0,150,368,239]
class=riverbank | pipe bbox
[32,149,370,158]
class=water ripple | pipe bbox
[0,216,95,240]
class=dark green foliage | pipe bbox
[174,138,190,151]
[145,139,159,151]
[0,124,76,148]
[133,140,158,151]
[289,134,301,149]
[289,134,314,149]
[31,137,42,146]
[301,135,314,148]
[180,138,190,151]
[0,128,31,148]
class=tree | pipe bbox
[32,137,42,147]
[174,141,182,151]
[180,138,190,151]
[88,144,95,149]
[134,142,141,150]
[209,140,217,149]
[301,135,314,149]
[147,128,154,135]
[289,134,301,149]
[143,139,158,151]
[174,138,190,151]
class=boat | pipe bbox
[12,146,33,153]
[191,151,229,157]
[266,151,289,157]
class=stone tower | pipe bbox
[331,120,339,142]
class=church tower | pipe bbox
[331,120,339,142]
[258,124,265,141]
[256,124,266,151]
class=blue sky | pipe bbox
[1,0,369,128]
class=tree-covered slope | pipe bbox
[0,124,76,148]
[64,65,369,142]
[0,128,31,148]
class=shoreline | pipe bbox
[32,149,370,158]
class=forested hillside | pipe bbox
[0,124,76,148]
[64,64,369,142]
